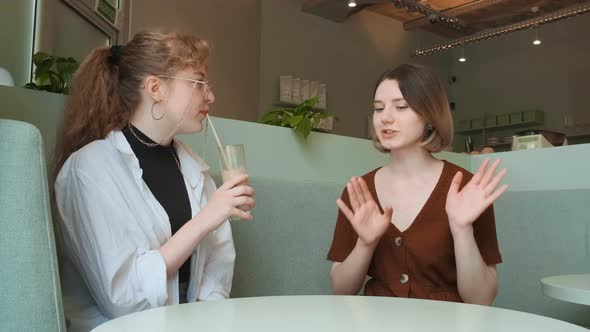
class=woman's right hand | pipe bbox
[337,177,393,248]
[198,174,255,231]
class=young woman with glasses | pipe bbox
[54,30,255,331]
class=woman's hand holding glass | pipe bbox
[198,174,255,231]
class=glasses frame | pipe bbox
[156,75,213,97]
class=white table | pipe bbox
[541,274,590,305]
[92,295,588,331]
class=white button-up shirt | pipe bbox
[55,130,235,332]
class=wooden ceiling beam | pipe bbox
[301,0,330,11]
[403,0,513,31]
[302,0,389,22]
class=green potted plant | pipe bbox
[24,52,79,94]
[260,97,334,138]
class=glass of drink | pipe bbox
[219,144,249,220]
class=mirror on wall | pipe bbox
[0,0,130,87]
[34,0,131,65]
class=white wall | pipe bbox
[258,0,450,139]
[131,0,262,122]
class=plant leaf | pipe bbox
[37,84,54,92]
[27,52,80,94]
[300,117,312,138]
[48,71,65,93]
[289,114,304,127]
[281,114,291,126]
[294,103,305,114]
[37,72,49,85]
[24,82,40,90]
[34,57,55,82]
[56,58,79,85]
[261,110,282,124]
[302,96,319,108]
[32,52,51,67]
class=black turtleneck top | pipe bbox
[122,125,192,283]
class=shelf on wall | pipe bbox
[456,121,543,134]
[456,127,484,134]
[482,142,513,148]
[455,110,544,135]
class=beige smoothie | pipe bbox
[221,168,248,184]
[221,167,250,219]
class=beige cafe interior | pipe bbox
[1,0,589,331]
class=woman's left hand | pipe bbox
[445,158,509,236]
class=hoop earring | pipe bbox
[151,101,165,120]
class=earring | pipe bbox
[424,123,434,139]
[151,101,165,120]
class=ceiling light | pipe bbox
[533,27,541,45]
[459,47,466,62]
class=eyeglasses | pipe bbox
[156,75,213,97]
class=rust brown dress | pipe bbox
[327,160,502,302]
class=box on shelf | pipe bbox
[309,81,319,99]
[300,80,310,101]
[523,110,544,123]
[509,111,523,124]
[291,78,301,104]
[315,117,333,132]
[497,113,510,126]
[471,118,483,130]
[318,83,327,109]
[485,114,497,128]
[279,75,293,104]
[456,119,470,132]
